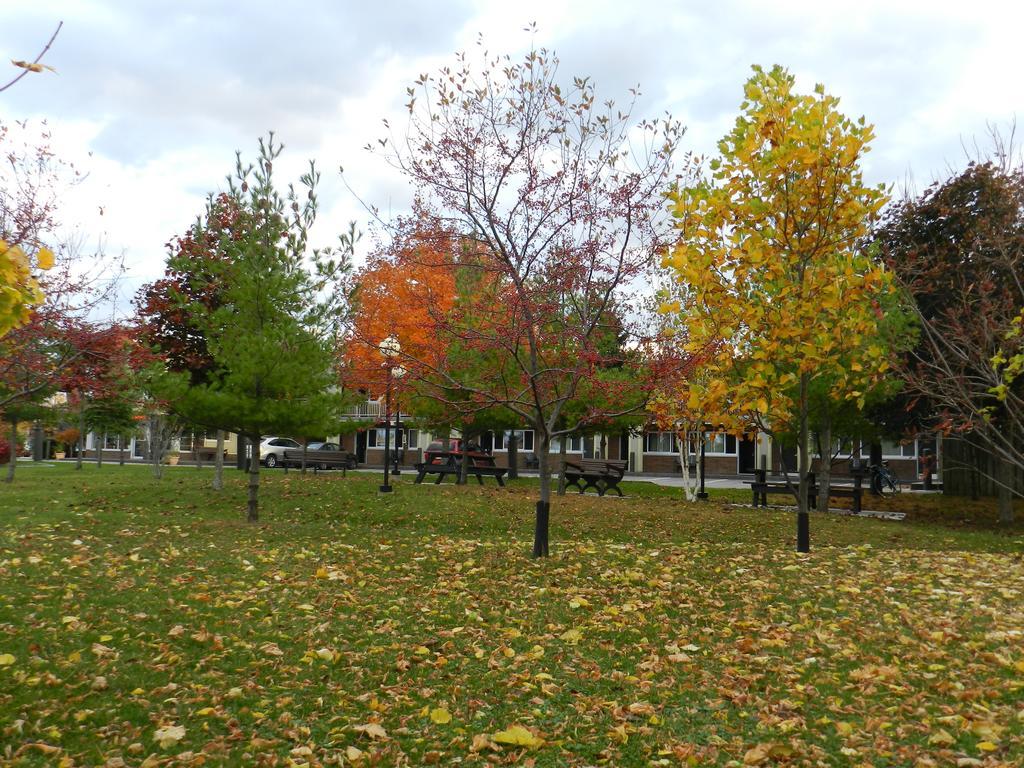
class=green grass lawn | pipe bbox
[1,463,1022,766]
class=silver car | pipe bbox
[258,437,301,468]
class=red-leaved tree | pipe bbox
[363,42,686,556]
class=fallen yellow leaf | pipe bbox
[492,724,543,748]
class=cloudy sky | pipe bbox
[1,0,1020,313]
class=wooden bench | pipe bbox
[563,459,627,497]
[192,447,227,462]
[747,470,863,512]
[281,449,357,474]
[414,451,508,487]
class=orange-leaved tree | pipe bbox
[344,217,458,398]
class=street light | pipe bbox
[379,336,401,493]
[391,365,406,476]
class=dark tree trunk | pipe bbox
[458,429,470,485]
[817,410,832,514]
[248,433,260,523]
[212,430,225,490]
[796,372,811,552]
[508,432,519,480]
[869,441,883,469]
[118,440,125,466]
[533,432,552,558]
[999,444,1015,524]
[301,439,308,475]
[195,432,203,469]
[97,433,104,469]
[557,437,568,495]
[76,406,85,471]
[150,415,165,480]
[5,420,17,483]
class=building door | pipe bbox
[781,445,797,474]
[738,435,756,474]
[356,431,367,463]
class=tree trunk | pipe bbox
[76,406,85,471]
[998,450,1015,524]
[301,439,308,475]
[213,430,225,490]
[533,432,552,558]
[458,428,470,485]
[796,372,811,552]
[247,433,260,523]
[150,415,165,480]
[5,420,17,483]
[677,427,698,502]
[97,432,104,469]
[195,432,203,469]
[118,440,125,466]
[817,410,832,514]
[556,436,568,495]
[508,432,519,480]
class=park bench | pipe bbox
[281,449,358,474]
[747,469,864,512]
[192,447,227,463]
[414,451,508,487]
[563,459,627,497]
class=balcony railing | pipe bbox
[341,400,382,419]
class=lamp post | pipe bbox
[391,366,406,476]
[379,336,401,493]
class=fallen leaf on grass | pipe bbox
[153,724,185,749]
[352,723,387,740]
[492,725,544,748]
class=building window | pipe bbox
[405,429,419,450]
[881,439,917,458]
[551,434,583,453]
[704,433,737,456]
[644,432,677,454]
[179,431,210,451]
[814,436,856,459]
[494,429,535,452]
[103,434,121,450]
[369,427,409,449]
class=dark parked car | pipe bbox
[307,442,358,470]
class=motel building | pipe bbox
[79,395,935,483]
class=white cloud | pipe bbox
[1,0,1020,316]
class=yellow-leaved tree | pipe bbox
[661,64,892,551]
[0,239,53,338]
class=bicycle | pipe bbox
[869,461,903,495]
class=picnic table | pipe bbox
[414,451,508,486]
